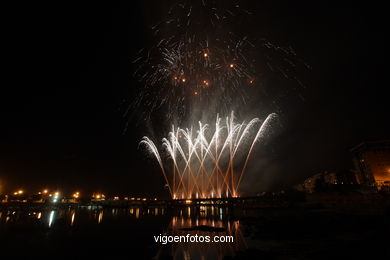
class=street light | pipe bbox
[73,192,80,199]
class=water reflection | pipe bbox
[98,211,103,224]
[70,210,75,226]
[0,205,245,259]
[0,206,168,228]
[48,210,55,227]
[156,206,246,260]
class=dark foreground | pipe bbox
[0,203,389,259]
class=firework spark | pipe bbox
[128,0,308,124]
[140,112,277,199]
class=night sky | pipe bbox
[0,1,387,197]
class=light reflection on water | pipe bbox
[0,205,245,259]
[48,210,55,227]
[155,206,246,260]
[70,210,75,226]
[98,211,103,224]
[0,207,167,227]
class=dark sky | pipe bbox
[0,1,387,197]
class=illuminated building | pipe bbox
[351,140,390,189]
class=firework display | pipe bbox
[136,1,307,199]
[140,112,277,199]
[131,0,308,122]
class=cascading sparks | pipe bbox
[140,112,277,199]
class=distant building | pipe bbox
[30,194,45,203]
[351,140,390,189]
[297,170,357,193]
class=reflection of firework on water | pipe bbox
[140,112,277,199]
[129,0,308,122]
[157,215,245,259]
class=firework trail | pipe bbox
[129,0,309,124]
[140,112,278,199]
